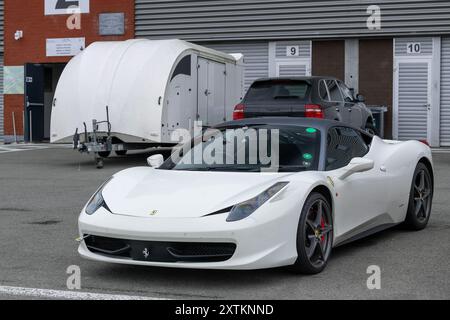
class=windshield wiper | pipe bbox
[208,166,261,172]
[175,167,211,171]
[276,165,309,172]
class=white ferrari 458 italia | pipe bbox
[78,118,434,274]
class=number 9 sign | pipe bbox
[286,46,300,57]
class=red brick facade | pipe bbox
[3,0,135,135]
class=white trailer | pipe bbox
[50,39,244,167]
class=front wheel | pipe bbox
[290,192,333,274]
[403,162,433,230]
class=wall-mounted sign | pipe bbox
[407,43,421,54]
[46,38,85,57]
[4,66,25,94]
[99,13,125,36]
[45,0,90,15]
[286,46,300,57]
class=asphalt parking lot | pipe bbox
[0,145,449,300]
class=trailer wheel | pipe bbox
[116,150,127,156]
[98,151,111,158]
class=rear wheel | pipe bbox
[290,192,333,274]
[403,162,433,230]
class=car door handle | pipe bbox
[335,107,340,112]
[380,165,387,172]
[347,108,352,112]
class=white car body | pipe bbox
[78,127,433,270]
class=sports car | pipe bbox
[78,118,434,274]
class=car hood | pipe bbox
[101,167,296,218]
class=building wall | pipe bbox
[4,0,134,65]
[3,0,134,137]
[0,1,4,139]
[135,0,450,41]
[312,40,345,79]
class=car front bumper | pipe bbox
[78,206,299,270]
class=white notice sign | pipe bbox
[46,38,85,57]
[45,0,90,15]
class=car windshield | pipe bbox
[245,80,310,102]
[158,125,321,172]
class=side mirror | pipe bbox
[147,154,164,168]
[356,94,365,103]
[338,157,374,180]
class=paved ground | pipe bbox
[0,146,449,300]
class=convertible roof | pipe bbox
[251,76,337,83]
[217,117,347,131]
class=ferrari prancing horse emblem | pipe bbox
[149,210,158,216]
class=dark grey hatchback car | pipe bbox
[233,77,377,134]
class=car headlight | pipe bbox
[226,182,289,222]
[85,177,113,215]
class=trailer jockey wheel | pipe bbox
[95,157,104,169]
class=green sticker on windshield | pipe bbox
[303,153,313,160]
[306,127,317,134]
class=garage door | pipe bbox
[395,60,431,141]
[274,41,311,77]
[394,38,433,141]
[277,63,307,77]
[202,42,269,92]
[441,38,450,146]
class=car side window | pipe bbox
[318,80,330,101]
[326,80,343,102]
[337,81,354,102]
[326,127,369,171]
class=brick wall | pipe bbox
[3,0,135,135]
[312,40,345,80]
[359,39,393,138]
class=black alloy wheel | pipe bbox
[290,192,333,274]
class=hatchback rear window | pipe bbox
[245,80,310,102]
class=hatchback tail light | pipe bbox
[418,139,430,146]
[305,104,324,119]
[233,104,245,120]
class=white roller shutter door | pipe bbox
[441,38,450,146]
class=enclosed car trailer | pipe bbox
[50,39,244,167]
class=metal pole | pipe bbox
[29,110,33,143]
[22,111,25,142]
[12,112,17,143]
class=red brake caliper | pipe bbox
[320,217,326,243]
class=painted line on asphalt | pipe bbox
[0,285,168,300]
[0,146,49,154]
